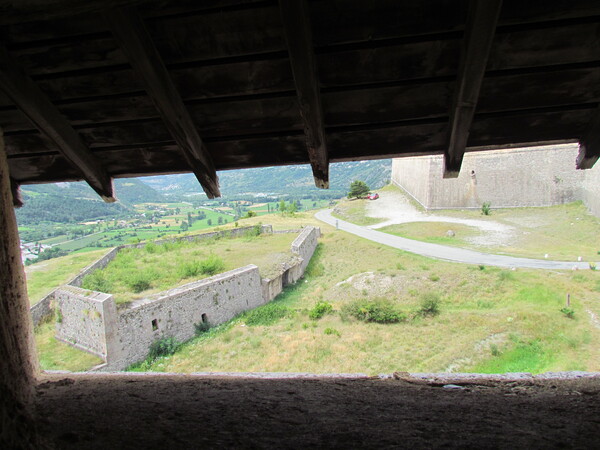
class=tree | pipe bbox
[180,221,189,231]
[288,202,297,214]
[207,218,212,226]
[348,180,370,199]
[217,216,223,225]
[279,199,286,213]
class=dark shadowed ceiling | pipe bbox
[1,0,599,203]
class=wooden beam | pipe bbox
[9,178,22,208]
[577,109,600,169]
[0,45,116,201]
[104,7,221,198]
[279,0,329,189]
[444,0,502,178]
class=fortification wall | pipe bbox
[30,293,54,327]
[54,286,113,358]
[581,163,600,217]
[47,226,321,371]
[291,226,321,272]
[108,265,263,370]
[392,144,588,210]
[391,156,433,208]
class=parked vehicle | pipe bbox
[366,193,379,200]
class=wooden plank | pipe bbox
[279,0,329,188]
[444,0,503,178]
[9,177,22,208]
[0,44,115,201]
[577,109,600,169]
[105,7,221,198]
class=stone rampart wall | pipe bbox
[581,163,600,217]
[43,226,320,371]
[30,293,54,327]
[291,226,321,272]
[392,144,596,211]
[107,265,264,370]
[54,286,113,358]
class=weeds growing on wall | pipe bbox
[481,201,492,215]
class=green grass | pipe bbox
[35,319,103,372]
[131,212,600,375]
[379,222,480,246]
[81,232,297,305]
[25,249,107,304]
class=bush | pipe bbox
[481,202,491,215]
[145,242,157,254]
[245,302,289,326]
[342,298,406,324]
[127,273,153,293]
[178,261,201,278]
[560,307,575,319]
[198,254,225,276]
[418,292,441,317]
[82,271,113,293]
[308,301,333,320]
[148,337,179,360]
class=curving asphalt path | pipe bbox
[315,209,592,270]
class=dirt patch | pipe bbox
[367,189,516,247]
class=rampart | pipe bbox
[391,144,599,215]
[36,225,320,371]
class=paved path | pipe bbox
[315,209,591,270]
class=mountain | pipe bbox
[142,160,392,197]
[16,179,164,225]
[21,178,165,204]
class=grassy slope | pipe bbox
[25,249,108,304]
[133,212,600,375]
[84,232,297,305]
[36,320,103,371]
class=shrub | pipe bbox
[590,262,597,271]
[245,303,289,326]
[308,301,333,320]
[498,270,514,282]
[418,292,441,317]
[481,202,491,215]
[148,337,180,360]
[82,271,113,293]
[428,274,440,282]
[127,273,153,293]
[478,265,486,271]
[342,298,406,324]
[145,242,157,254]
[198,254,225,276]
[324,327,341,337]
[178,261,201,278]
[560,307,575,319]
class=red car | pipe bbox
[366,193,379,200]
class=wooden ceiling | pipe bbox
[1,0,599,204]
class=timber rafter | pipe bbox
[104,7,221,198]
[279,0,329,188]
[444,0,503,178]
[0,44,115,201]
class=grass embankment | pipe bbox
[81,230,297,305]
[35,319,103,371]
[131,213,600,375]
[331,199,383,226]
[25,249,107,305]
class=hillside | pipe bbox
[16,179,164,225]
[142,160,392,197]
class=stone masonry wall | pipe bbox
[392,144,592,211]
[54,286,114,358]
[291,226,321,273]
[107,265,264,370]
[49,226,320,371]
[581,162,600,217]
